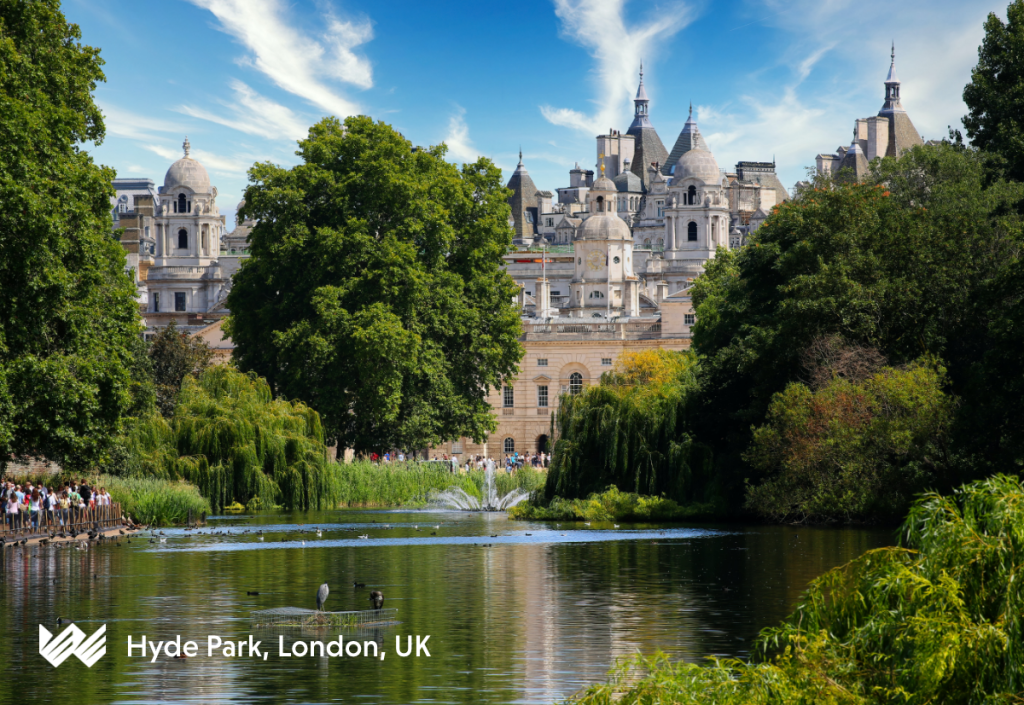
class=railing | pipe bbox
[537,408,551,416]
[2,503,124,540]
[502,408,515,416]
[624,322,662,333]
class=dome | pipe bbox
[613,170,642,192]
[671,147,720,185]
[592,174,616,191]
[163,137,211,193]
[578,213,632,241]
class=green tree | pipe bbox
[226,116,523,454]
[745,359,955,522]
[147,320,214,417]
[0,1,142,471]
[691,144,1024,495]
[963,0,1024,181]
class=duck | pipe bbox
[353,581,366,588]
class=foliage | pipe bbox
[0,0,143,471]
[124,367,341,512]
[691,144,1024,500]
[963,0,1024,182]
[544,350,713,505]
[226,115,523,455]
[508,486,717,522]
[147,320,214,417]
[567,475,1024,704]
[97,473,210,526]
[745,360,956,522]
[331,461,545,507]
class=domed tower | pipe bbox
[569,158,640,318]
[663,113,730,266]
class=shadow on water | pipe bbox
[0,508,892,705]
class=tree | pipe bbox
[226,116,523,454]
[147,320,214,417]
[963,0,1024,181]
[744,359,955,522]
[0,1,142,471]
[691,144,1024,495]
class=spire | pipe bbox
[518,147,523,166]
[183,136,191,158]
[631,63,650,124]
[881,42,904,113]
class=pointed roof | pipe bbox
[877,44,923,157]
[506,150,540,240]
[625,64,668,193]
[662,103,709,176]
[885,42,899,84]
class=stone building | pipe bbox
[110,138,248,336]
[815,46,924,180]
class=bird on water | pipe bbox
[369,590,384,610]
[316,582,330,611]
[353,581,365,588]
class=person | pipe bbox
[68,484,83,509]
[59,491,70,526]
[97,487,110,506]
[29,489,41,530]
[6,492,21,531]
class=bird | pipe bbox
[358,534,369,540]
[57,617,71,625]
[247,591,260,596]
[159,538,167,543]
[525,533,532,536]
[369,590,384,610]
[614,524,620,529]
[316,582,330,611]
[584,522,591,527]
[353,581,365,588]
[258,536,264,541]
[316,529,322,537]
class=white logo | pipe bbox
[39,624,106,667]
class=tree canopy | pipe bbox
[0,0,142,471]
[226,116,523,454]
[147,320,214,417]
[963,0,1024,181]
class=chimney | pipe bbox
[655,281,669,303]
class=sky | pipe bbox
[65,0,1005,231]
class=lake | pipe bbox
[0,510,891,704]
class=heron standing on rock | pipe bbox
[316,583,330,611]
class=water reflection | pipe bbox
[0,510,891,704]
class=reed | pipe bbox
[333,461,480,507]
[95,474,210,526]
[508,486,716,522]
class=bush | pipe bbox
[509,486,718,522]
[566,474,1024,704]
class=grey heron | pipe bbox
[369,590,384,610]
[316,582,330,611]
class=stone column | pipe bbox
[666,215,675,251]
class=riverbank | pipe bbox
[508,487,721,522]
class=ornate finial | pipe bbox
[689,102,693,117]
[891,40,895,62]
[183,136,191,158]
[639,61,643,80]
[599,152,605,174]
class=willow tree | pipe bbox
[129,367,339,511]
[545,350,712,504]
[226,116,523,454]
[0,1,142,470]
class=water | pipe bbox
[432,464,531,510]
[0,510,891,705]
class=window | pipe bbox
[503,386,514,408]
[451,440,463,454]
[537,385,548,408]
[688,185,697,205]
[613,256,620,264]
[546,218,554,227]
[174,292,186,312]
[601,358,612,366]
[537,359,548,367]
[152,292,159,312]
[526,211,534,224]
[569,372,583,396]
[503,438,515,454]
[177,194,187,214]
[144,226,150,238]
[687,221,698,242]
[178,229,188,249]
[596,196,604,212]
[657,201,664,217]
[118,202,127,214]
[551,291,561,296]
[684,314,696,326]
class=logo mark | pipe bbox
[39,624,106,667]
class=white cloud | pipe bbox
[187,0,374,118]
[540,0,696,135]
[178,80,310,141]
[100,103,184,142]
[143,143,252,175]
[443,107,480,163]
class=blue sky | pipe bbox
[66,0,1003,230]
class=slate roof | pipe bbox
[662,109,709,176]
[506,156,540,239]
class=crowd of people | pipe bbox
[1,478,113,533]
[428,452,550,473]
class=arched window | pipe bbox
[178,229,188,249]
[596,196,604,212]
[687,185,697,205]
[569,372,583,396]
[687,221,698,242]
[177,194,187,214]
[503,437,515,454]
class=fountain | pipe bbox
[431,463,531,511]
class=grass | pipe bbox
[97,474,211,526]
[508,486,719,522]
[333,461,547,508]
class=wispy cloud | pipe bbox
[540,0,696,135]
[143,144,252,175]
[101,104,184,142]
[187,0,374,118]
[443,106,480,163]
[178,80,309,141]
